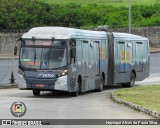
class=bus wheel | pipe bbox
[71,87,78,96]
[122,72,135,87]
[130,72,136,87]
[98,76,104,92]
[33,90,40,96]
[71,82,80,97]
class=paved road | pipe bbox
[150,53,160,77]
[0,53,160,128]
[0,59,13,84]
[136,53,160,85]
[0,88,158,128]
[0,87,154,119]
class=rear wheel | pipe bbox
[130,72,136,86]
[122,72,135,87]
[33,90,40,96]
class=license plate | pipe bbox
[36,84,44,87]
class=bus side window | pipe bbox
[136,42,143,60]
[82,41,89,62]
[114,41,118,59]
[70,40,76,64]
[94,41,99,61]
[143,41,149,59]
[76,40,83,62]
[89,41,95,61]
[118,42,125,60]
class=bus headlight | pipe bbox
[59,70,67,77]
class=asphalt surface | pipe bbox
[0,88,159,128]
[136,53,160,85]
[150,53,160,77]
[0,53,160,128]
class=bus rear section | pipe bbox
[109,32,150,87]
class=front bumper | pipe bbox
[18,75,68,91]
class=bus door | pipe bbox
[126,42,133,73]
[93,41,100,76]
[88,41,97,90]
[88,41,96,77]
[118,42,125,75]
[82,41,89,89]
[117,42,130,83]
[136,42,143,72]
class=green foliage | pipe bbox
[0,0,160,30]
[114,85,160,112]
[38,0,159,6]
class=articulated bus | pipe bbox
[17,27,150,96]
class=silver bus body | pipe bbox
[17,27,150,95]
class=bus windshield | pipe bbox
[20,46,67,69]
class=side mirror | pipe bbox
[14,46,17,56]
[71,47,76,58]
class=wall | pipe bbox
[0,26,160,57]
[107,26,160,47]
[0,33,22,58]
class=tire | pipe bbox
[98,76,104,92]
[122,72,135,87]
[33,90,40,96]
[71,81,80,97]
[130,72,136,87]
[71,91,78,97]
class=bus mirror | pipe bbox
[71,47,76,58]
[14,46,17,56]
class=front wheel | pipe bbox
[33,90,40,96]
[71,82,80,97]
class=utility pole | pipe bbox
[128,0,131,33]
[10,46,15,84]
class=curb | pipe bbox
[0,84,18,89]
[111,91,160,119]
[150,50,160,53]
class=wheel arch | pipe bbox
[77,75,82,92]
[102,72,105,82]
[132,70,136,80]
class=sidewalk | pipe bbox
[150,47,160,53]
[0,83,17,89]
[136,76,160,85]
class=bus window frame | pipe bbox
[19,39,70,71]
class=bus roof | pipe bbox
[112,32,148,41]
[22,27,107,40]
[22,27,148,42]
